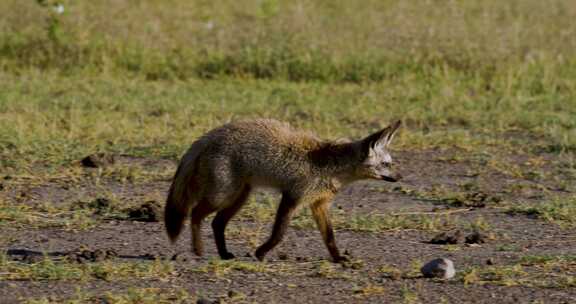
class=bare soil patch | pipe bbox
[1,149,575,303]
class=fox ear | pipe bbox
[363,120,402,152]
[383,120,402,146]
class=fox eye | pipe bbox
[381,162,391,168]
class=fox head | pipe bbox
[355,120,402,182]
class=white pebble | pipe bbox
[421,258,455,279]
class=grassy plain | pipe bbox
[1,0,575,303]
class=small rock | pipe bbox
[486,258,495,265]
[93,198,111,208]
[127,201,162,222]
[81,153,115,168]
[465,231,487,244]
[92,198,113,215]
[73,198,114,215]
[171,253,188,262]
[342,259,364,270]
[142,253,157,260]
[381,270,402,281]
[17,191,29,199]
[421,258,455,279]
[93,249,108,262]
[295,256,308,262]
[465,243,481,248]
[465,192,488,207]
[429,230,462,245]
[227,290,240,298]
[20,254,44,264]
[464,191,502,207]
[196,299,220,304]
[67,248,118,263]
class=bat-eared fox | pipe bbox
[165,119,401,263]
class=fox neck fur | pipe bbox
[307,141,365,189]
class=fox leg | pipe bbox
[190,202,216,256]
[254,193,298,261]
[212,185,251,260]
[310,196,348,263]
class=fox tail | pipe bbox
[164,141,205,242]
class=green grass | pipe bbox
[1,1,574,302]
[0,194,161,230]
[400,285,421,304]
[0,198,97,231]
[336,213,457,232]
[240,195,458,232]
[0,253,174,282]
[0,0,575,176]
[461,255,576,288]
[192,258,295,277]
[396,185,503,208]
[24,288,194,304]
[1,71,574,169]
[3,1,576,82]
[507,196,576,228]
[0,74,570,173]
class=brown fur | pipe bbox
[165,118,401,262]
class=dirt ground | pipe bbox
[1,148,575,303]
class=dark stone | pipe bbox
[171,253,188,262]
[429,230,462,244]
[67,247,118,263]
[127,201,162,222]
[228,290,240,298]
[465,231,487,244]
[196,298,214,304]
[81,153,115,168]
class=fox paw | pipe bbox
[254,250,266,261]
[333,255,350,263]
[220,252,236,260]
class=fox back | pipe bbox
[197,119,367,192]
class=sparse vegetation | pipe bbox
[1,0,575,302]
[402,185,503,208]
[191,258,280,277]
[0,195,163,230]
[0,253,174,282]
[241,195,458,232]
[400,285,421,304]
[0,198,97,231]
[24,288,194,304]
[507,196,576,228]
[461,255,576,288]
[1,1,576,175]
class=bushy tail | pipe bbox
[165,141,205,242]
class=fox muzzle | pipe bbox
[381,173,402,182]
